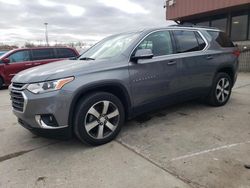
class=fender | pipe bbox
[68,80,132,126]
[215,64,235,81]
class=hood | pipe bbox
[12,59,111,83]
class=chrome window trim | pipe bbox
[168,26,220,32]
[129,28,209,62]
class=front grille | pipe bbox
[10,90,25,112]
[12,82,25,89]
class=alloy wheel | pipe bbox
[215,77,230,103]
[84,100,120,139]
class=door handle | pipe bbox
[34,63,41,65]
[167,60,177,65]
[25,63,32,66]
[206,55,214,60]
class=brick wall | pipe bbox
[166,0,250,20]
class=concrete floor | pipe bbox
[0,73,250,188]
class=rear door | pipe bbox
[172,30,211,97]
[129,30,181,109]
[4,50,32,83]
[31,48,58,66]
[206,31,237,75]
[55,48,78,60]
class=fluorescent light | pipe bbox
[233,21,239,24]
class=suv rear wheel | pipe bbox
[74,92,125,145]
[207,72,232,106]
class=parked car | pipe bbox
[0,47,79,88]
[10,26,239,145]
[0,50,9,56]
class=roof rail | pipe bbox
[169,24,219,30]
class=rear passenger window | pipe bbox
[207,31,234,48]
[173,30,202,53]
[195,33,206,50]
[56,48,76,58]
[137,31,173,56]
[32,49,55,60]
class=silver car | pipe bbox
[10,26,239,145]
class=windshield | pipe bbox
[78,32,140,60]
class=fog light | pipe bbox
[42,114,58,127]
[35,114,59,129]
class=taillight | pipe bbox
[233,50,241,57]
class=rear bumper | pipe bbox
[233,60,239,87]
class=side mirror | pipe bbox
[2,58,10,64]
[132,49,154,61]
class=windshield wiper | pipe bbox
[79,57,95,61]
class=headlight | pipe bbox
[27,77,74,94]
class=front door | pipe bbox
[4,50,32,83]
[129,30,181,109]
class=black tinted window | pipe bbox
[231,14,248,41]
[195,32,206,50]
[137,31,173,56]
[32,49,55,60]
[173,31,200,53]
[9,50,30,63]
[56,48,77,58]
[207,31,234,47]
[196,21,209,27]
[211,18,227,32]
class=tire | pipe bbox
[74,92,125,146]
[0,77,3,90]
[207,72,232,106]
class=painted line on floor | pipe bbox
[0,104,11,107]
[116,140,202,188]
[171,141,250,161]
[234,83,250,89]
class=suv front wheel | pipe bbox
[207,72,232,106]
[74,92,125,145]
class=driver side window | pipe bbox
[8,50,31,63]
[136,31,174,57]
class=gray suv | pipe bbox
[10,26,239,145]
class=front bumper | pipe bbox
[18,118,72,139]
[10,85,73,131]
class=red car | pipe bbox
[0,47,79,88]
